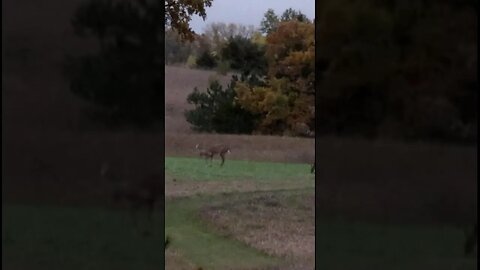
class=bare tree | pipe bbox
[100,162,164,235]
[195,143,231,166]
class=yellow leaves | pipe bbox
[235,78,301,133]
[266,21,314,55]
[265,20,315,96]
[235,82,261,113]
[251,31,267,46]
[234,20,315,135]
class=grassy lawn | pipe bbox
[165,196,281,270]
[163,157,314,269]
[2,205,165,270]
[4,202,475,270]
[3,157,475,270]
[1,198,280,270]
[165,156,314,182]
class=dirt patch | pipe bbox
[199,192,315,269]
[165,249,198,270]
[165,176,313,199]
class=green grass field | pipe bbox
[164,157,314,269]
[165,157,314,182]
[3,157,476,270]
[165,196,280,270]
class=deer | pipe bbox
[100,162,164,236]
[195,143,231,166]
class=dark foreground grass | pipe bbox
[165,195,280,270]
[317,219,477,270]
[2,200,279,270]
[2,205,164,270]
[165,156,314,182]
[4,199,476,270]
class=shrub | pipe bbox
[196,51,217,69]
[185,77,258,133]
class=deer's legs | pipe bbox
[209,155,214,166]
[220,153,225,166]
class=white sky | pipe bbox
[190,0,315,33]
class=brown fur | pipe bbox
[196,143,231,166]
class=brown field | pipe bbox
[200,191,315,259]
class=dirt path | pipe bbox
[165,178,313,198]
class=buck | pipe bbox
[100,162,164,235]
[195,143,231,166]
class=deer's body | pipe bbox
[196,144,231,166]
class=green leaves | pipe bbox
[185,78,259,134]
[220,36,267,77]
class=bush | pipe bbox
[196,51,217,69]
[221,35,267,77]
[185,77,258,133]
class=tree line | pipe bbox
[184,8,315,136]
[65,0,477,144]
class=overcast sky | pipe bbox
[190,0,315,33]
